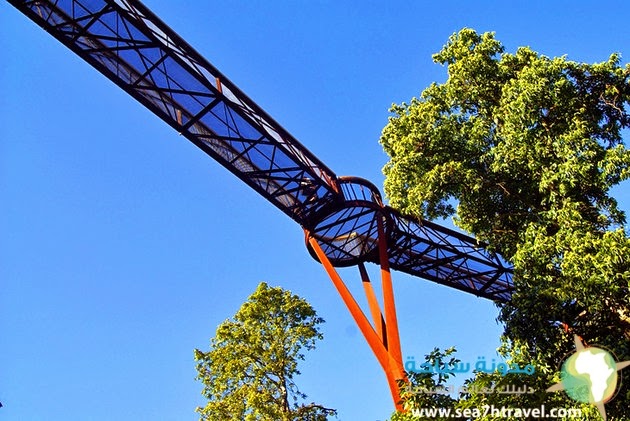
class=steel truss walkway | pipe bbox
[8,0,513,409]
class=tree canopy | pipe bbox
[194,282,336,421]
[380,29,630,419]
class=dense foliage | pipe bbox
[381,29,630,419]
[194,282,336,420]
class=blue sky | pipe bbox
[1,1,629,420]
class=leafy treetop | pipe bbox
[381,28,630,419]
[194,282,336,421]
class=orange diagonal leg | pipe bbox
[359,262,386,343]
[308,235,404,410]
[377,215,405,380]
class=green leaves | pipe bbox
[194,282,335,421]
[381,29,630,257]
[381,28,630,419]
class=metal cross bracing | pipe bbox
[12,0,340,227]
[8,0,513,410]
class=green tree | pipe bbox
[391,347,464,421]
[381,29,630,419]
[194,282,336,421]
[390,345,601,421]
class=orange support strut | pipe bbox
[359,262,386,343]
[307,234,406,410]
[377,215,404,370]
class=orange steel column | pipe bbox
[308,235,404,410]
[359,262,386,343]
[377,216,404,379]
[308,237,392,372]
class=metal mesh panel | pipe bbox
[9,0,513,301]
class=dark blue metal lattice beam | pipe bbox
[7,0,513,301]
[10,0,341,227]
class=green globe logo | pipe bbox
[547,335,630,420]
[560,347,617,404]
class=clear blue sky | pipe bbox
[1,1,629,420]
